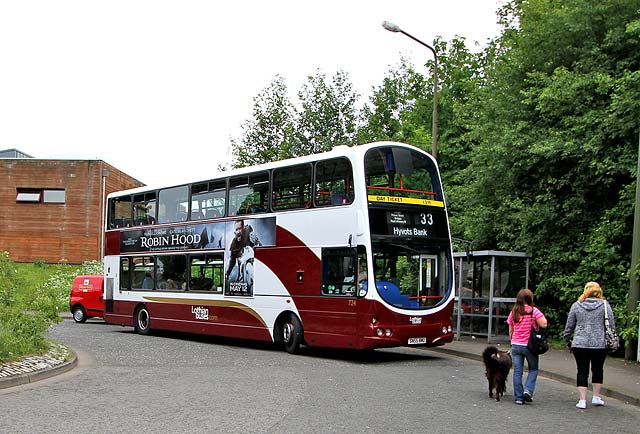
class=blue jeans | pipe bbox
[511,344,539,402]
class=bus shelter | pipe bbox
[453,250,530,342]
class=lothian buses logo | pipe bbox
[192,306,209,320]
[409,316,422,324]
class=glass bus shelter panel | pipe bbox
[494,256,528,298]
[491,301,512,337]
[456,258,479,312]
[454,252,529,340]
[461,314,489,337]
[455,257,491,336]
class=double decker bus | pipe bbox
[103,141,455,353]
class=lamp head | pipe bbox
[382,21,401,33]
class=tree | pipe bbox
[359,57,429,144]
[292,69,360,156]
[230,75,295,168]
[231,70,361,167]
[460,0,640,336]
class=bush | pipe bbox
[0,305,50,362]
[0,254,104,362]
[31,260,104,320]
[0,252,51,362]
[0,252,21,308]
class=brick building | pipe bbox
[1,153,143,263]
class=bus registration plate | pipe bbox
[408,337,427,345]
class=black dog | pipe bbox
[482,345,512,402]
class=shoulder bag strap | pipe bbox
[530,309,537,330]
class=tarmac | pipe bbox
[1,322,639,407]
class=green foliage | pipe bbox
[0,305,51,362]
[230,75,296,168]
[0,251,20,307]
[0,252,51,361]
[293,69,359,155]
[453,0,640,340]
[0,255,104,362]
[231,70,360,168]
[31,260,104,320]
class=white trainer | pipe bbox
[576,400,587,409]
[592,396,605,406]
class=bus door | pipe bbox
[418,255,441,307]
[301,247,362,349]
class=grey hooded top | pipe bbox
[563,298,616,349]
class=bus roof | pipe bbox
[106,141,431,198]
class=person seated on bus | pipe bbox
[142,271,153,289]
[357,262,368,284]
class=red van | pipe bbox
[69,275,105,323]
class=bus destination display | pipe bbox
[368,208,448,240]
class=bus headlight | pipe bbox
[376,328,384,337]
[385,329,392,337]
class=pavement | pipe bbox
[1,321,639,407]
[429,336,640,407]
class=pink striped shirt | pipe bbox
[507,306,544,346]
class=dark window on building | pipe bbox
[16,188,66,204]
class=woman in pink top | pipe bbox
[507,288,548,405]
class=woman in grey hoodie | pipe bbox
[563,281,616,409]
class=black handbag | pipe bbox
[604,301,619,353]
[527,312,549,355]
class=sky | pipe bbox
[0,0,505,187]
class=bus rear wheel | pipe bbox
[282,314,303,354]
[134,306,151,335]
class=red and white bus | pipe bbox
[103,141,455,353]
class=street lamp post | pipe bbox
[382,21,438,160]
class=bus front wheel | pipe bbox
[282,314,303,354]
[134,306,151,335]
